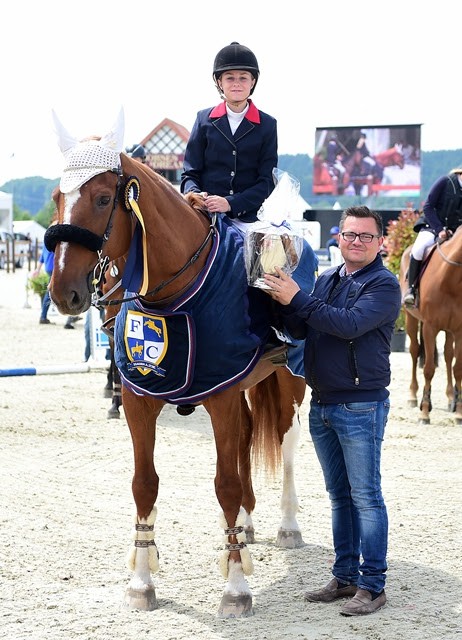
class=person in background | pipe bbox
[403,167,462,306]
[35,244,54,325]
[326,134,347,191]
[181,41,277,228]
[35,244,80,328]
[326,225,339,260]
[126,144,147,164]
[263,205,401,617]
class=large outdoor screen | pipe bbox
[313,124,421,198]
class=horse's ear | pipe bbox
[99,108,125,153]
[52,109,79,157]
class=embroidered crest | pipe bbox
[124,310,167,376]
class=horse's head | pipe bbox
[46,109,134,315]
[375,148,405,169]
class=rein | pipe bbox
[436,240,462,267]
[97,211,217,308]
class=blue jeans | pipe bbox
[40,290,51,320]
[309,399,389,594]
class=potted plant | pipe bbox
[383,207,419,350]
[27,270,50,301]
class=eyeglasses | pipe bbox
[340,232,381,244]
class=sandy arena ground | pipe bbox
[0,267,461,640]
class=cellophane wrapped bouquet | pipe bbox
[244,169,304,289]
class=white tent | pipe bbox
[0,190,13,232]
[13,220,46,243]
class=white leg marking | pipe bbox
[280,403,301,531]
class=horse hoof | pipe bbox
[123,586,157,611]
[217,593,253,618]
[418,418,430,425]
[244,526,255,544]
[107,407,120,419]
[276,528,304,549]
[407,399,418,408]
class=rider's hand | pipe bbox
[204,195,230,213]
[437,229,451,243]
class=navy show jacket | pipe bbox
[181,100,278,223]
[281,255,402,404]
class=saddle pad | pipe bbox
[115,217,270,403]
[115,308,195,399]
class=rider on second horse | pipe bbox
[403,167,462,306]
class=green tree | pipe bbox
[35,199,55,228]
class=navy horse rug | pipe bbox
[115,216,308,404]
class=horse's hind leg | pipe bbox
[450,335,462,424]
[123,389,163,611]
[443,331,455,411]
[275,369,306,549]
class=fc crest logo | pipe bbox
[124,310,168,376]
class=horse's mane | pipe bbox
[183,192,209,216]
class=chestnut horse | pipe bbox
[45,110,313,618]
[400,243,461,424]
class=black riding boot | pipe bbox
[403,257,422,306]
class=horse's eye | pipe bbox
[97,196,112,208]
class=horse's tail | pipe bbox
[247,372,282,477]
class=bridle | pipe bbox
[43,168,217,308]
[44,167,124,293]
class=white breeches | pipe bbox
[411,230,436,261]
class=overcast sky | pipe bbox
[1,0,460,182]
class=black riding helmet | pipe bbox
[127,144,147,160]
[213,42,259,95]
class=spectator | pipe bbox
[326,225,339,260]
[126,144,147,164]
[34,244,81,329]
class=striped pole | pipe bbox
[0,362,107,377]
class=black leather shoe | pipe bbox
[304,578,357,602]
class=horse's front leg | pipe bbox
[406,315,420,408]
[123,389,164,611]
[237,393,257,544]
[107,360,122,419]
[419,326,438,425]
[203,388,254,619]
